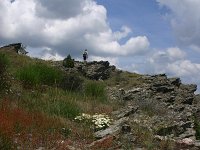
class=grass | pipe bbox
[0,100,67,149]
[105,71,145,89]
[1,49,172,149]
[84,80,107,103]
[16,63,63,87]
[0,53,10,92]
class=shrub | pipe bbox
[60,74,83,91]
[63,55,74,68]
[16,63,63,87]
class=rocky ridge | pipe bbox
[101,74,200,149]
[53,59,200,149]
[51,57,200,149]
[2,44,200,149]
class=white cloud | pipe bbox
[157,0,200,49]
[113,26,132,40]
[0,0,150,58]
[166,47,186,60]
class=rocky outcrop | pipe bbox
[97,74,200,149]
[54,60,117,80]
[0,43,28,54]
[75,61,116,80]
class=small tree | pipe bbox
[63,54,74,68]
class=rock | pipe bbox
[180,84,197,93]
[94,117,129,139]
[112,105,138,119]
[121,124,131,133]
[169,77,181,87]
[73,61,116,80]
[151,84,174,93]
[1,43,28,54]
[176,138,195,149]
[182,96,194,105]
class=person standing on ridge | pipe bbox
[83,49,88,62]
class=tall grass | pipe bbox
[0,53,9,92]
[19,88,82,119]
[16,63,63,87]
[0,100,67,149]
[0,53,9,74]
[84,81,107,103]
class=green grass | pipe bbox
[84,81,107,103]
[105,71,144,89]
[0,53,10,92]
[0,53,9,74]
[16,63,63,87]
[18,88,82,119]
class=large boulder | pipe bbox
[75,61,116,80]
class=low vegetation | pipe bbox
[0,49,187,149]
[0,50,116,149]
[16,63,63,87]
[0,53,10,93]
[63,54,74,68]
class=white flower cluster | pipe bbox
[74,113,91,121]
[75,113,112,130]
[92,114,112,130]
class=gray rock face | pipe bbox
[79,61,115,80]
[106,73,200,149]
[60,60,117,80]
[1,43,28,54]
[94,117,129,139]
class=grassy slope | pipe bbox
[0,49,179,149]
[0,49,123,149]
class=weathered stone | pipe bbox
[112,106,138,119]
[94,117,129,139]
[121,124,131,133]
[180,84,197,93]
[169,77,181,87]
[151,84,174,93]
[1,43,28,54]
[176,138,195,149]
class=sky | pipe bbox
[0,0,200,92]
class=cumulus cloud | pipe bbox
[157,0,200,49]
[0,0,149,58]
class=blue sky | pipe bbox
[0,0,200,92]
[96,0,175,48]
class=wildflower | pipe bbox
[74,113,112,130]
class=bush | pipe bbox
[84,81,107,102]
[60,74,83,91]
[16,63,63,87]
[63,55,74,68]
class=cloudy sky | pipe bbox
[1,0,200,92]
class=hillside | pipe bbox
[1,44,200,150]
